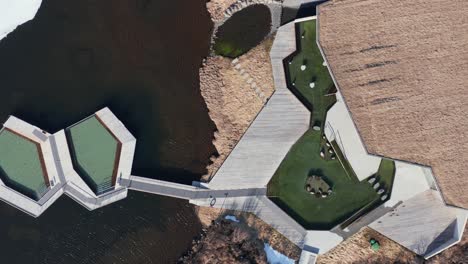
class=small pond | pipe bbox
[214,4,271,58]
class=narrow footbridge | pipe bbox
[120,175,266,200]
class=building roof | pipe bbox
[317,0,468,208]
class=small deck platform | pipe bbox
[370,190,466,258]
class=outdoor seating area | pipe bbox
[267,19,396,230]
[268,129,386,230]
[366,160,395,202]
[305,175,332,198]
[320,136,335,161]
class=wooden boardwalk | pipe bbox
[208,20,310,190]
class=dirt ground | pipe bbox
[317,227,423,264]
[206,0,238,23]
[195,206,302,261]
[196,206,467,264]
[199,36,275,182]
[178,219,268,264]
[318,225,468,264]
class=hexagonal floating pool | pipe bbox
[66,116,121,195]
[0,128,49,200]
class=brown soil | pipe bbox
[199,37,275,182]
[194,207,302,261]
[243,212,302,260]
[195,206,223,227]
[318,225,468,264]
[317,227,423,264]
[194,207,467,263]
[178,219,267,264]
[206,0,238,23]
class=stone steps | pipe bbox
[231,58,269,103]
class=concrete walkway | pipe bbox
[324,91,382,180]
[122,175,266,200]
[208,20,310,190]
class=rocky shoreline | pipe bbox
[177,219,268,264]
[180,209,301,263]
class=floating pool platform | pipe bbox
[66,110,128,195]
[0,116,62,216]
[0,127,49,200]
[0,107,136,216]
[54,107,136,210]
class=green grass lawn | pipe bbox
[268,130,380,229]
[267,19,396,230]
[373,159,396,195]
[286,20,335,128]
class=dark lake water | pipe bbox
[0,0,215,262]
[0,192,202,264]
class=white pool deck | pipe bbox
[95,107,136,189]
[0,108,136,216]
[52,130,130,210]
